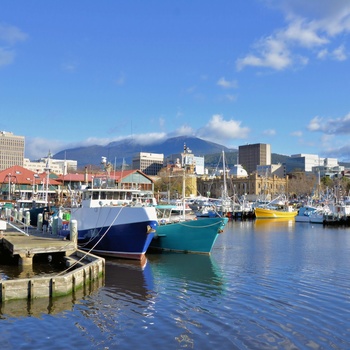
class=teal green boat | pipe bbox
[149,205,228,254]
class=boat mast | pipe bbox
[222,150,228,199]
[182,168,186,218]
[44,151,51,206]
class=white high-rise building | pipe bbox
[0,131,25,171]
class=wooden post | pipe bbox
[70,219,78,249]
[37,213,43,231]
[18,254,33,266]
[52,217,58,235]
[25,211,30,226]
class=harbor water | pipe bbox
[1,219,350,349]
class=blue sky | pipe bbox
[1,0,350,162]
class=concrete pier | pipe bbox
[0,249,105,301]
[0,220,105,302]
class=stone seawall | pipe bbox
[0,249,105,301]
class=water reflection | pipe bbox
[0,278,103,317]
[1,222,350,349]
[0,253,67,280]
[253,218,295,232]
[147,252,224,295]
[103,257,154,300]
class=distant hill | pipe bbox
[53,136,234,169]
[53,135,298,171]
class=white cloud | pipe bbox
[25,114,251,159]
[166,125,194,138]
[291,130,303,137]
[333,45,347,60]
[0,23,28,68]
[317,45,347,61]
[237,36,293,71]
[217,77,238,89]
[237,1,350,71]
[263,129,276,136]
[223,94,237,102]
[196,114,250,141]
[308,112,350,134]
[26,132,171,159]
[307,116,324,131]
[323,144,350,161]
[317,49,328,59]
[158,117,165,128]
[25,137,67,160]
[0,23,28,44]
[129,133,168,145]
[282,18,328,48]
[0,47,15,67]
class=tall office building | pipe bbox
[0,131,25,171]
[132,152,164,175]
[238,143,271,175]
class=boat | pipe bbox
[254,206,298,219]
[193,150,233,218]
[150,160,228,254]
[168,198,192,214]
[310,204,334,224]
[295,205,318,223]
[254,195,298,219]
[149,204,228,254]
[16,152,57,227]
[58,173,158,261]
[194,201,220,218]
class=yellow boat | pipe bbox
[254,206,298,219]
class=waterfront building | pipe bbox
[197,172,288,202]
[55,168,155,192]
[312,164,344,179]
[284,154,341,175]
[156,145,198,199]
[164,143,205,175]
[0,165,60,203]
[132,152,164,176]
[285,154,322,173]
[229,164,248,177]
[238,143,271,175]
[23,158,77,175]
[0,131,25,171]
[257,163,286,178]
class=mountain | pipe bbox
[53,136,235,168]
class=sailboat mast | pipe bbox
[223,150,227,198]
[44,151,51,206]
[182,168,186,218]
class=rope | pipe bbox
[56,206,125,276]
[174,220,223,229]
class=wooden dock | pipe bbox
[0,230,77,265]
[2,230,77,265]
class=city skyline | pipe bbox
[1,1,350,161]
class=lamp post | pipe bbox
[8,173,11,200]
[44,151,52,205]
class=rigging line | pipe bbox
[56,206,125,276]
[78,204,125,248]
[77,205,115,248]
[177,220,224,228]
